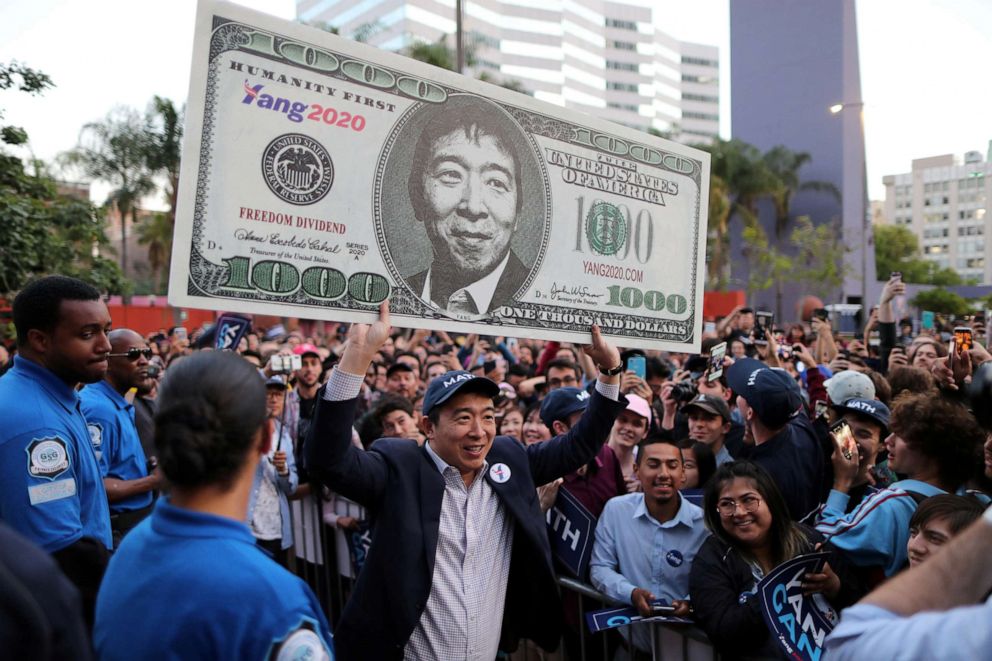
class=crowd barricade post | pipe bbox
[557,577,720,661]
[286,525,719,659]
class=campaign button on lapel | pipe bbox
[489,463,511,483]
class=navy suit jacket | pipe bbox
[306,389,627,660]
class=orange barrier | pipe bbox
[703,290,746,320]
[105,302,217,337]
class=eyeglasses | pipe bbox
[548,375,578,388]
[108,347,153,362]
[716,494,763,517]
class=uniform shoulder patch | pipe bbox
[268,619,331,661]
[25,437,71,481]
[87,423,103,460]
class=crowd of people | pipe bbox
[1,273,992,660]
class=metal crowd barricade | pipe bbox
[555,576,720,661]
[286,501,719,661]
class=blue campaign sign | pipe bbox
[214,313,252,351]
[756,552,836,661]
[347,520,372,576]
[586,603,692,634]
[680,488,704,507]
[546,487,596,578]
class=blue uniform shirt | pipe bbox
[0,356,112,551]
[80,380,152,513]
[95,499,334,660]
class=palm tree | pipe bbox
[405,36,459,71]
[145,96,183,230]
[61,107,155,281]
[136,212,173,293]
[695,138,778,289]
[762,145,841,239]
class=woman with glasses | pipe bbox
[689,461,862,659]
[94,350,333,659]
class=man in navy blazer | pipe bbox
[306,303,627,659]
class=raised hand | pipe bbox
[339,301,392,374]
[582,325,621,378]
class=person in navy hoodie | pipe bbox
[95,351,333,660]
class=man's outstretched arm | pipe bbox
[305,302,393,507]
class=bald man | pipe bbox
[80,329,161,543]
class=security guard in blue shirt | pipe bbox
[0,276,114,627]
[81,328,161,542]
[96,350,334,659]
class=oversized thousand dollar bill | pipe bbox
[169,0,711,352]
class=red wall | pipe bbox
[106,304,218,337]
[703,290,746,320]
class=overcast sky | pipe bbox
[1,0,990,204]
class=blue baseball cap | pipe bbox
[422,370,500,415]
[726,358,803,428]
[539,387,591,428]
[832,397,890,433]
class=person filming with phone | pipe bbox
[816,392,986,582]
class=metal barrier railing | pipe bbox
[285,489,718,661]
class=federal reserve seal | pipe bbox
[261,133,334,205]
[585,201,627,256]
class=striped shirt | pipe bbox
[405,442,514,660]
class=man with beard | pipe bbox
[81,330,162,544]
[590,437,707,654]
[0,276,113,626]
[291,343,324,452]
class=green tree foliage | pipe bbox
[145,96,183,229]
[911,288,972,317]
[762,146,840,239]
[0,61,125,295]
[61,107,156,279]
[404,36,530,94]
[693,139,845,296]
[873,224,964,285]
[790,216,847,300]
[741,223,792,300]
[136,212,173,294]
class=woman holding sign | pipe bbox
[689,462,862,659]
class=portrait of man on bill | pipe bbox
[403,96,536,317]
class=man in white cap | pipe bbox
[607,393,653,492]
[823,370,876,423]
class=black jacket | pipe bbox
[738,413,825,522]
[689,526,863,660]
[404,249,531,313]
[306,389,627,660]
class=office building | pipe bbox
[295,0,719,141]
[731,0,873,313]
[881,144,992,284]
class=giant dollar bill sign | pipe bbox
[169,0,711,351]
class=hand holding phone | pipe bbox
[830,419,858,462]
[954,326,974,354]
[708,342,727,381]
[626,355,647,380]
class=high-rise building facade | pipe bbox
[881,144,992,284]
[295,0,719,142]
[730,0,872,314]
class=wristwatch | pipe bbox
[598,362,624,376]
